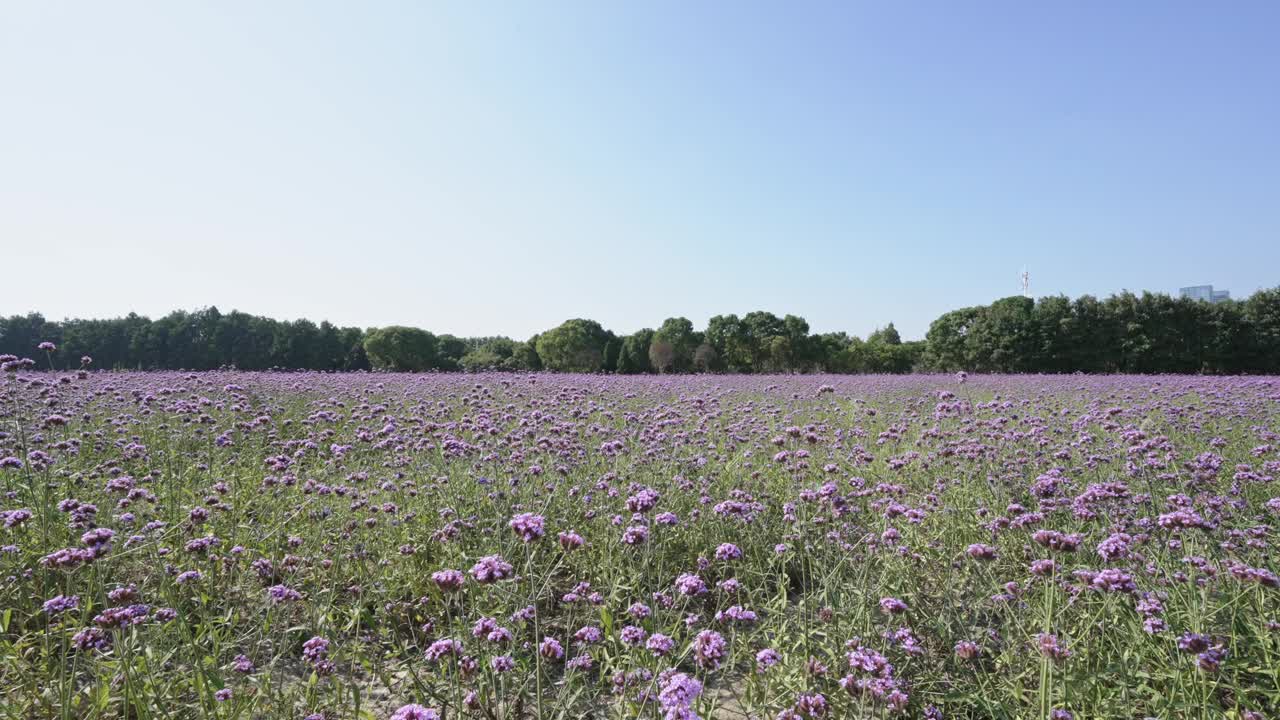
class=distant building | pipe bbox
[1179,285,1231,303]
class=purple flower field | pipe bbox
[2,368,1279,719]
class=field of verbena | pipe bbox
[2,371,1279,720]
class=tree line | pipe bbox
[924,289,1280,374]
[2,287,1278,374]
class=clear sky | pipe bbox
[3,2,1278,340]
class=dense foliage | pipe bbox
[1,367,1278,720]
[0,309,371,373]
[4,287,1280,374]
[925,290,1280,375]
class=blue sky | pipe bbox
[3,2,1277,340]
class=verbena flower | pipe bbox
[509,513,545,542]
[390,705,440,720]
[658,672,702,720]
[469,555,513,584]
[431,569,465,592]
[692,630,726,669]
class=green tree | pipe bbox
[339,326,370,370]
[435,334,468,371]
[781,314,812,371]
[810,332,854,372]
[508,336,542,371]
[1030,295,1074,372]
[692,343,719,372]
[363,326,439,371]
[459,337,516,371]
[705,315,751,371]
[617,329,654,374]
[602,332,622,372]
[1243,288,1280,373]
[535,320,609,372]
[742,311,785,371]
[867,322,902,346]
[923,308,980,371]
[969,297,1036,373]
[1070,295,1117,373]
[460,347,505,371]
[652,317,697,372]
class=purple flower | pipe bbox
[107,585,139,604]
[756,648,781,672]
[469,555,514,584]
[93,604,150,628]
[715,605,758,624]
[431,569,465,592]
[1036,633,1070,662]
[846,645,893,676]
[425,638,463,663]
[675,573,707,596]
[390,705,441,720]
[646,633,675,656]
[1177,632,1210,654]
[658,672,702,719]
[1096,533,1133,561]
[714,543,742,561]
[2,509,33,528]
[81,527,115,557]
[539,636,564,661]
[303,636,330,661]
[620,625,648,646]
[41,547,92,569]
[301,636,336,675]
[558,530,585,550]
[72,627,110,652]
[878,597,907,615]
[692,629,727,669]
[267,584,303,603]
[966,543,997,560]
[175,570,204,585]
[794,693,828,717]
[1157,509,1208,531]
[1032,530,1081,552]
[509,513,546,543]
[1197,647,1228,672]
[42,594,80,616]
[214,689,233,702]
[1090,568,1136,594]
[626,487,660,513]
[574,626,603,645]
[1030,559,1056,576]
[1228,562,1280,588]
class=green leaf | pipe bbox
[600,605,614,637]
